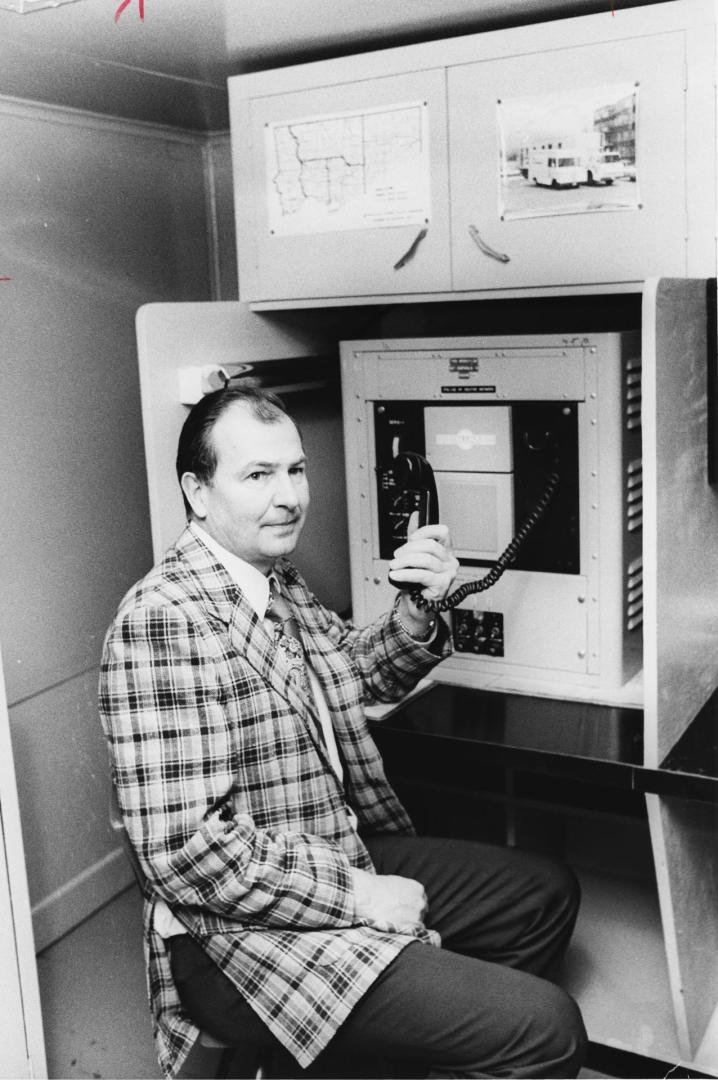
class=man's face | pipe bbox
[182,402,309,574]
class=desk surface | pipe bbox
[370,684,718,805]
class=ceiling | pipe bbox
[0,0,660,131]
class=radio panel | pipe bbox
[375,400,579,573]
[341,334,642,703]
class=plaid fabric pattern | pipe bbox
[99,526,451,1077]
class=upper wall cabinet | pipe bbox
[229,0,716,307]
[449,29,708,291]
[230,70,451,302]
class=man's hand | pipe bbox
[350,868,428,931]
[389,519,459,605]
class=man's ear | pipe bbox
[180,472,208,519]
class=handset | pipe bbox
[410,468,560,614]
[387,451,439,590]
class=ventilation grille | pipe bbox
[626,555,643,632]
[626,457,643,534]
[625,360,642,431]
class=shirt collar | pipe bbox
[190,522,272,619]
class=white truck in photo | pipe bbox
[526,148,587,188]
[584,148,624,185]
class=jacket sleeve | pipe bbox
[295,580,453,706]
[99,602,356,930]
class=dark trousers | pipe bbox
[170,836,587,1078]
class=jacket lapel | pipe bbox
[226,598,337,774]
[173,528,332,759]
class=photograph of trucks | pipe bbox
[498,82,639,218]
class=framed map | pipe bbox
[265,101,430,236]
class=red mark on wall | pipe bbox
[115,0,144,23]
[0,277,11,282]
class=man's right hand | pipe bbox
[350,868,428,931]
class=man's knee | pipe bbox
[526,847,580,904]
[519,849,582,944]
[521,982,588,1078]
[456,973,587,1078]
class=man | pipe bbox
[99,385,586,1078]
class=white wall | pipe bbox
[0,97,214,950]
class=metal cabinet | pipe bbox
[230,68,451,302]
[229,0,717,307]
[448,27,710,291]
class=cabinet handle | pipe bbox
[468,225,510,264]
[394,226,428,270]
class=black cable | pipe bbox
[410,471,560,613]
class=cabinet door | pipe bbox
[232,69,450,302]
[449,31,688,291]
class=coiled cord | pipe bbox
[410,471,560,613]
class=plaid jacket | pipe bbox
[99,526,451,1077]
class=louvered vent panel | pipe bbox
[626,555,643,632]
[626,363,642,431]
[626,457,643,533]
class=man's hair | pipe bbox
[176,383,290,517]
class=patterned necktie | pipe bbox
[267,582,345,785]
[266,582,312,699]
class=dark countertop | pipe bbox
[369,684,718,806]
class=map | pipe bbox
[265,101,430,236]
